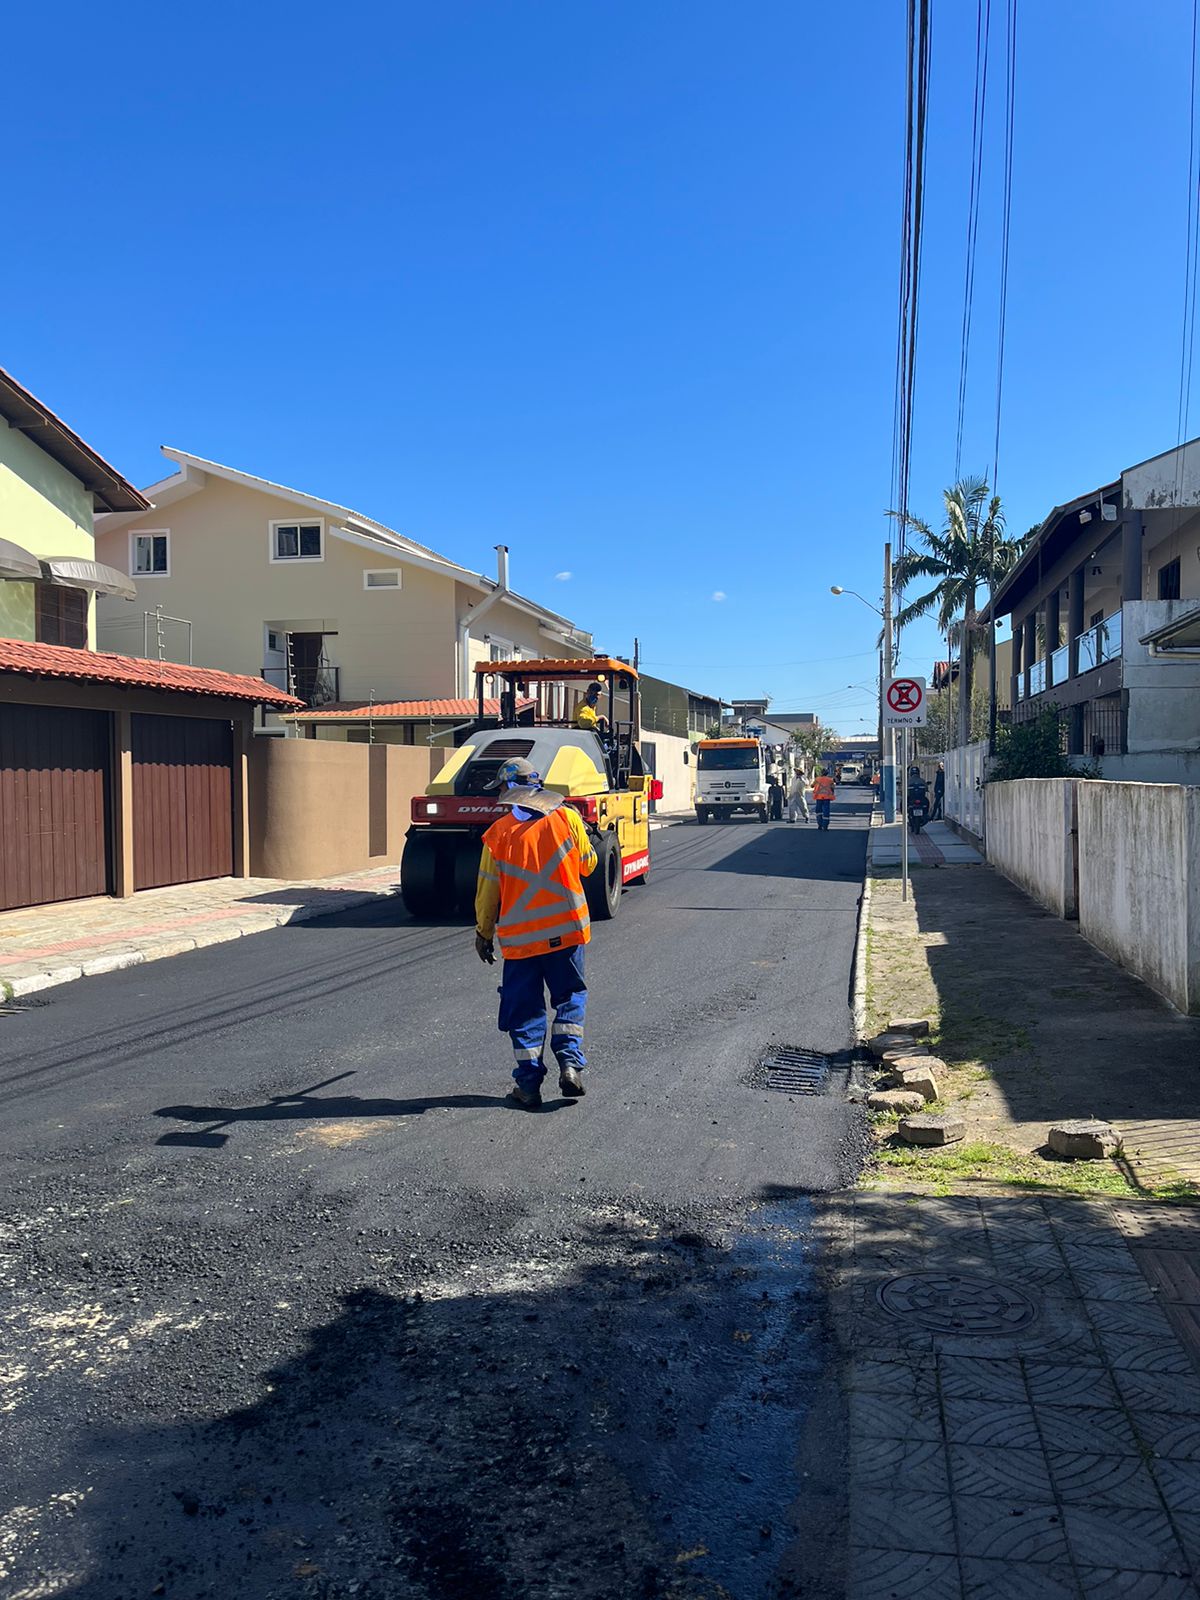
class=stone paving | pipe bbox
[0,866,401,998]
[820,1188,1200,1599]
[869,819,984,868]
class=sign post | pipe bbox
[883,676,927,901]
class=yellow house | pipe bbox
[0,367,147,644]
[94,448,592,729]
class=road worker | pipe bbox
[811,766,836,831]
[787,768,810,824]
[574,680,610,736]
[474,757,598,1109]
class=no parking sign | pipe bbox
[883,676,927,728]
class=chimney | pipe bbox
[495,544,510,591]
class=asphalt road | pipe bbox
[1,791,872,1600]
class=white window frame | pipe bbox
[363,568,402,591]
[486,634,515,662]
[130,528,170,577]
[269,518,325,564]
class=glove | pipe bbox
[475,933,496,965]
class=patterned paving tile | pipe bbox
[955,1495,1070,1563]
[1024,1364,1120,1410]
[938,1357,1029,1404]
[848,1547,963,1600]
[1060,1506,1188,1573]
[843,1309,937,1356]
[1115,1370,1200,1414]
[1098,1332,1197,1375]
[1074,1271,1159,1304]
[1035,1406,1143,1456]
[851,1488,957,1554]
[1174,1510,1200,1573]
[846,1356,939,1397]
[849,1388,944,1442]
[937,1325,1103,1364]
[942,1398,1041,1450]
[1045,1449,1163,1508]
[851,1436,951,1494]
[1061,1243,1145,1276]
[1076,1570,1200,1598]
[1133,1411,1200,1460]
[1152,1457,1200,1513]
[950,1443,1053,1501]
[960,1558,1080,1599]
[1089,1303,1183,1339]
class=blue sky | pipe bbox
[5,1,1197,734]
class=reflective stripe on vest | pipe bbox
[483,807,591,959]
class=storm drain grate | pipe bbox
[753,1047,831,1096]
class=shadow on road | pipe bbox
[155,1070,575,1146]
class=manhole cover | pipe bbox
[752,1047,830,1096]
[876,1271,1040,1334]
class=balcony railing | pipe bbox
[1076,610,1122,673]
[1014,676,1025,702]
[1050,643,1069,686]
[1028,658,1046,696]
[262,664,341,707]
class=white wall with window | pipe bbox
[269,519,323,562]
[131,530,169,576]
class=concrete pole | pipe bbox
[882,540,896,823]
[1046,590,1062,687]
[900,724,909,901]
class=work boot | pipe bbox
[509,1082,543,1109]
[558,1065,586,1098]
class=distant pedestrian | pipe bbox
[932,762,945,821]
[767,769,785,821]
[787,770,810,824]
[811,768,836,831]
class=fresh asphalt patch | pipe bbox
[0,804,870,1599]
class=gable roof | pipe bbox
[97,446,585,640]
[0,368,150,514]
[290,696,534,722]
[0,638,302,706]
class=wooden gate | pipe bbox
[132,715,233,890]
[0,703,111,911]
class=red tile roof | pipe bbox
[293,697,532,721]
[0,638,304,707]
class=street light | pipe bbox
[830,555,897,822]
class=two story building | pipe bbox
[95,448,592,725]
[991,439,1200,783]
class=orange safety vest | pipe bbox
[482,807,591,960]
[812,776,836,802]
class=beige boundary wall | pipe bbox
[640,729,694,815]
[985,779,1079,920]
[1076,782,1200,1016]
[249,739,442,879]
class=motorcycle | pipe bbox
[907,784,930,834]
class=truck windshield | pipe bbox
[698,747,760,771]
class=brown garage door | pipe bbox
[132,715,233,891]
[0,703,111,912]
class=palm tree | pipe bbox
[890,477,1022,749]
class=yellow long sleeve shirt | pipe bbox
[575,703,602,732]
[475,804,598,940]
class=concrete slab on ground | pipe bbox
[869,819,983,869]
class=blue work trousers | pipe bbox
[815,797,832,828]
[498,945,588,1090]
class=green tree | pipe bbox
[989,706,1070,781]
[790,726,838,772]
[890,478,1023,750]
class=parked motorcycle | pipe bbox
[907,784,930,834]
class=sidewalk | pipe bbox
[821,1186,1200,1599]
[869,818,984,868]
[0,867,400,999]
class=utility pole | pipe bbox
[882,541,896,824]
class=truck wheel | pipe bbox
[759,806,769,824]
[452,836,482,917]
[586,829,622,920]
[696,807,708,825]
[401,831,449,919]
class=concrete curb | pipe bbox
[1,886,399,999]
[850,873,873,1041]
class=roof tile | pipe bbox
[0,638,303,707]
[293,697,529,721]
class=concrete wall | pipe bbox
[985,779,1079,919]
[1122,599,1200,755]
[248,738,442,879]
[640,729,694,814]
[1076,781,1200,1015]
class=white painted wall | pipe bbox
[985,779,1079,919]
[1076,782,1200,1015]
[639,729,693,814]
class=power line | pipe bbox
[1176,0,1200,513]
[992,0,1018,491]
[955,0,992,478]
